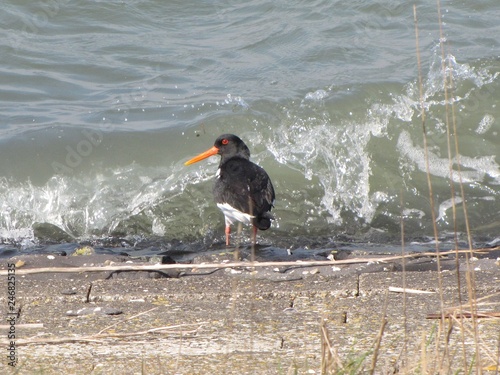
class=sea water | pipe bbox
[1,0,499,255]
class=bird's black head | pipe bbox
[214,134,251,162]
[184,134,251,166]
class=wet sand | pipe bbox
[1,248,500,374]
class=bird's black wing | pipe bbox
[215,158,275,217]
[248,164,275,215]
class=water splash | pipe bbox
[268,102,378,227]
[0,161,213,243]
[370,51,499,125]
[267,51,499,233]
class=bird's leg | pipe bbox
[252,225,257,245]
[225,225,231,246]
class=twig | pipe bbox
[320,319,335,374]
[0,323,43,329]
[389,287,435,294]
[98,323,204,337]
[369,289,389,375]
[0,322,206,347]
[96,306,159,335]
[400,191,409,374]
[426,312,500,319]
[85,283,92,303]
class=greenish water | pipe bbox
[0,0,499,254]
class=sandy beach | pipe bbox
[1,248,500,374]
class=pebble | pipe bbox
[309,268,319,275]
[72,246,95,256]
[302,268,320,275]
[61,289,77,295]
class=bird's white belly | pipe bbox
[217,203,254,226]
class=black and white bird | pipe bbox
[185,134,275,246]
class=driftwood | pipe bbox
[0,247,495,276]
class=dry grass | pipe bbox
[315,2,499,374]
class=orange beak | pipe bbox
[184,146,220,166]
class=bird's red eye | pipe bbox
[222,139,229,145]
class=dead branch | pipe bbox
[0,247,496,276]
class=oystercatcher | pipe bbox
[185,134,275,246]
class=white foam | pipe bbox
[304,89,328,101]
[476,114,495,135]
[436,196,463,223]
[402,209,425,220]
[397,130,500,184]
